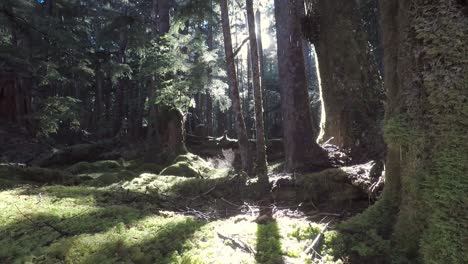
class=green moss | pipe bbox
[297,169,363,206]
[383,115,416,146]
[256,221,283,264]
[288,223,321,241]
[160,153,212,178]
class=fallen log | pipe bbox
[271,161,385,206]
[31,139,118,167]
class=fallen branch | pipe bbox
[305,222,330,256]
[220,197,241,208]
[190,185,217,201]
[217,232,256,255]
[233,37,250,58]
[185,207,211,221]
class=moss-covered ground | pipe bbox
[0,156,352,264]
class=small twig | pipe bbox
[220,197,241,207]
[185,207,211,221]
[36,192,42,204]
[217,232,256,255]
[14,204,72,236]
[190,185,217,201]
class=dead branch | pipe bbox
[305,222,330,256]
[14,204,72,237]
[220,197,241,208]
[217,232,256,255]
[185,207,211,221]
[233,37,250,58]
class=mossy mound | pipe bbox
[296,168,366,206]
[160,153,212,178]
[66,160,122,174]
[123,171,241,199]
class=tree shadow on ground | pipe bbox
[0,205,151,262]
[256,220,284,264]
[80,218,206,263]
[17,185,157,208]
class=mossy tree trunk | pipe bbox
[341,1,468,263]
[308,0,385,164]
[274,0,329,172]
[145,0,187,163]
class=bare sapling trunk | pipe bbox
[246,0,268,182]
[220,0,253,175]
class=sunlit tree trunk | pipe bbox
[311,0,385,163]
[274,0,329,172]
[205,16,214,136]
[220,0,253,174]
[246,0,268,181]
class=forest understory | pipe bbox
[0,125,386,264]
[1,0,466,263]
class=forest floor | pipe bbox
[0,154,369,264]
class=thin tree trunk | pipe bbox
[114,27,128,135]
[246,0,268,180]
[220,0,253,174]
[94,64,103,128]
[274,0,329,172]
[246,48,253,133]
[205,16,214,136]
[255,9,266,111]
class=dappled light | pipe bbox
[0,0,465,263]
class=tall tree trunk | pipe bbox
[205,16,214,136]
[246,0,268,180]
[246,48,253,133]
[146,0,187,162]
[157,0,170,34]
[274,0,328,172]
[303,42,321,136]
[341,1,468,263]
[94,64,103,129]
[220,0,253,174]
[114,27,128,135]
[310,0,385,163]
[255,9,265,90]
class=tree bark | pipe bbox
[205,17,214,136]
[341,1,468,263]
[274,0,329,172]
[246,0,268,180]
[220,0,253,174]
[255,10,265,91]
[311,0,385,163]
